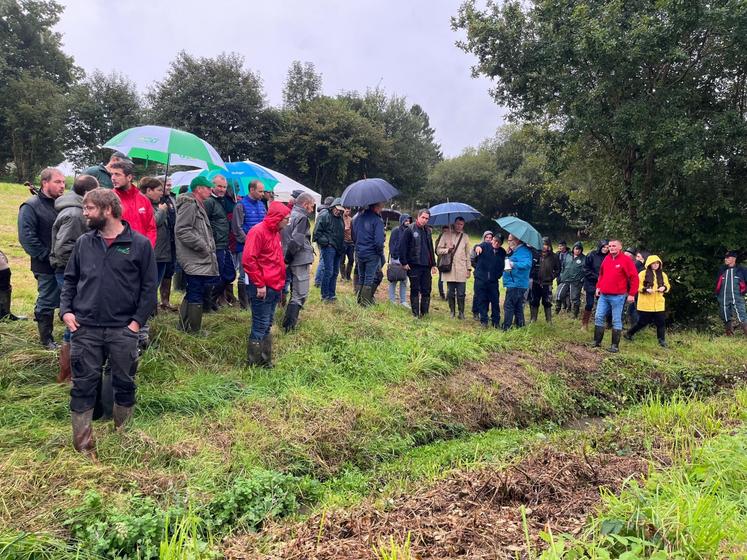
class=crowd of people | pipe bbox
[6,156,747,455]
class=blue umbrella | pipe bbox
[495,216,543,250]
[428,202,482,226]
[221,161,279,196]
[340,178,399,207]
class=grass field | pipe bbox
[1,182,746,559]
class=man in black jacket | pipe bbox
[60,188,157,455]
[18,167,66,349]
[399,209,437,318]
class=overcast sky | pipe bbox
[54,0,506,158]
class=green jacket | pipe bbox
[202,194,230,250]
[560,253,585,283]
[175,193,218,276]
[82,164,113,189]
[312,208,344,254]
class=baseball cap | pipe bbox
[190,175,213,191]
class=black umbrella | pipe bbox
[340,178,399,207]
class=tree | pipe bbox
[0,0,77,180]
[282,61,322,109]
[271,97,389,198]
[148,51,267,161]
[455,0,747,322]
[64,71,143,169]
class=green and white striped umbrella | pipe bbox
[103,125,226,170]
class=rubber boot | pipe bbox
[159,278,177,311]
[554,301,562,315]
[457,296,466,320]
[572,303,580,319]
[237,282,249,310]
[71,409,95,455]
[260,334,273,368]
[658,338,668,348]
[178,299,189,331]
[420,296,431,317]
[529,305,539,323]
[112,403,133,432]
[282,302,301,332]
[410,295,420,318]
[0,288,15,320]
[581,309,592,329]
[448,295,456,318]
[56,341,72,383]
[173,269,185,291]
[186,303,203,333]
[359,286,374,307]
[35,312,58,350]
[203,285,217,313]
[246,339,262,367]
[593,325,605,348]
[544,306,552,324]
[608,329,621,353]
[224,283,237,306]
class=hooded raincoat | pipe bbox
[636,255,670,312]
[243,202,291,292]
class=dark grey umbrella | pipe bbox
[340,178,399,207]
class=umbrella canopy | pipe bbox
[103,125,226,170]
[428,202,482,227]
[220,161,278,196]
[340,178,399,207]
[495,216,543,250]
[169,170,200,189]
[245,160,322,207]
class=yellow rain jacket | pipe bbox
[636,255,670,312]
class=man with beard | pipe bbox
[60,188,157,455]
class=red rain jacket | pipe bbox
[243,201,291,291]
[114,185,157,247]
[596,252,639,297]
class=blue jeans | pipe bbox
[503,287,526,330]
[184,274,217,304]
[358,255,380,287]
[389,279,407,304]
[314,249,326,286]
[34,272,60,316]
[247,283,280,340]
[320,247,341,300]
[216,249,236,284]
[595,294,626,330]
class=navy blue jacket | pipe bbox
[399,223,435,268]
[352,209,385,261]
[18,191,58,274]
[59,222,158,328]
[473,242,506,283]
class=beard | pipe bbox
[87,215,107,231]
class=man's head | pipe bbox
[189,175,213,202]
[263,190,275,202]
[491,236,503,250]
[608,239,622,256]
[109,161,135,190]
[369,202,384,215]
[108,151,129,165]
[323,196,334,208]
[211,173,228,198]
[39,168,66,199]
[558,240,568,253]
[542,236,552,253]
[83,188,122,231]
[331,198,344,216]
[573,242,583,256]
[414,209,430,228]
[164,178,173,194]
[248,179,265,201]
[296,193,315,214]
[624,246,636,259]
[72,174,99,197]
[725,250,738,267]
[507,233,521,249]
[139,176,164,203]
[453,217,465,233]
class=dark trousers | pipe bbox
[408,265,432,316]
[529,281,552,308]
[474,278,500,326]
[70,325,139,412]
[34,272,60,316]
[628,310,666,340]
[216,249,236,284]
[446,281,466,299]
[247,283,280,340]
[340,243,355,279]
[320,247,341,300]
[184,273,217,304]
[358,255,380,287]
[503,287,526,330]
[584,282,597,311]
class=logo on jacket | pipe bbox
[116,247,130,255]
[138,207,146,214]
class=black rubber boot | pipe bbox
[572,303,580,319]
[186,303,203,333]
[260,335,273,368]
[359,286,374,307]
[237,282,249,310]
[529,306,539,323]
[457,296,466,320]
[544,306,552,323]
[282,302,301,332]
[420,296,431,317]
[593,325,605,348]
[554,301,562,315]
[246,340,262,367]
[608,329,621,353]
[35,312,57,350]
[178,299,189,331]
[448,295,456,318]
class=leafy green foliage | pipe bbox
[282,60,323,109]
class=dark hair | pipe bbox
[454,216,465,223]
[417,208,430,218]
[73,174,99,196]
[643,259,665,291]
[138,176,163,194]
[109,160,135,177]
[83,188,122,219]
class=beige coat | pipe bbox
[436,230,471,282]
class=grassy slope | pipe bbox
[1,182,746,559]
